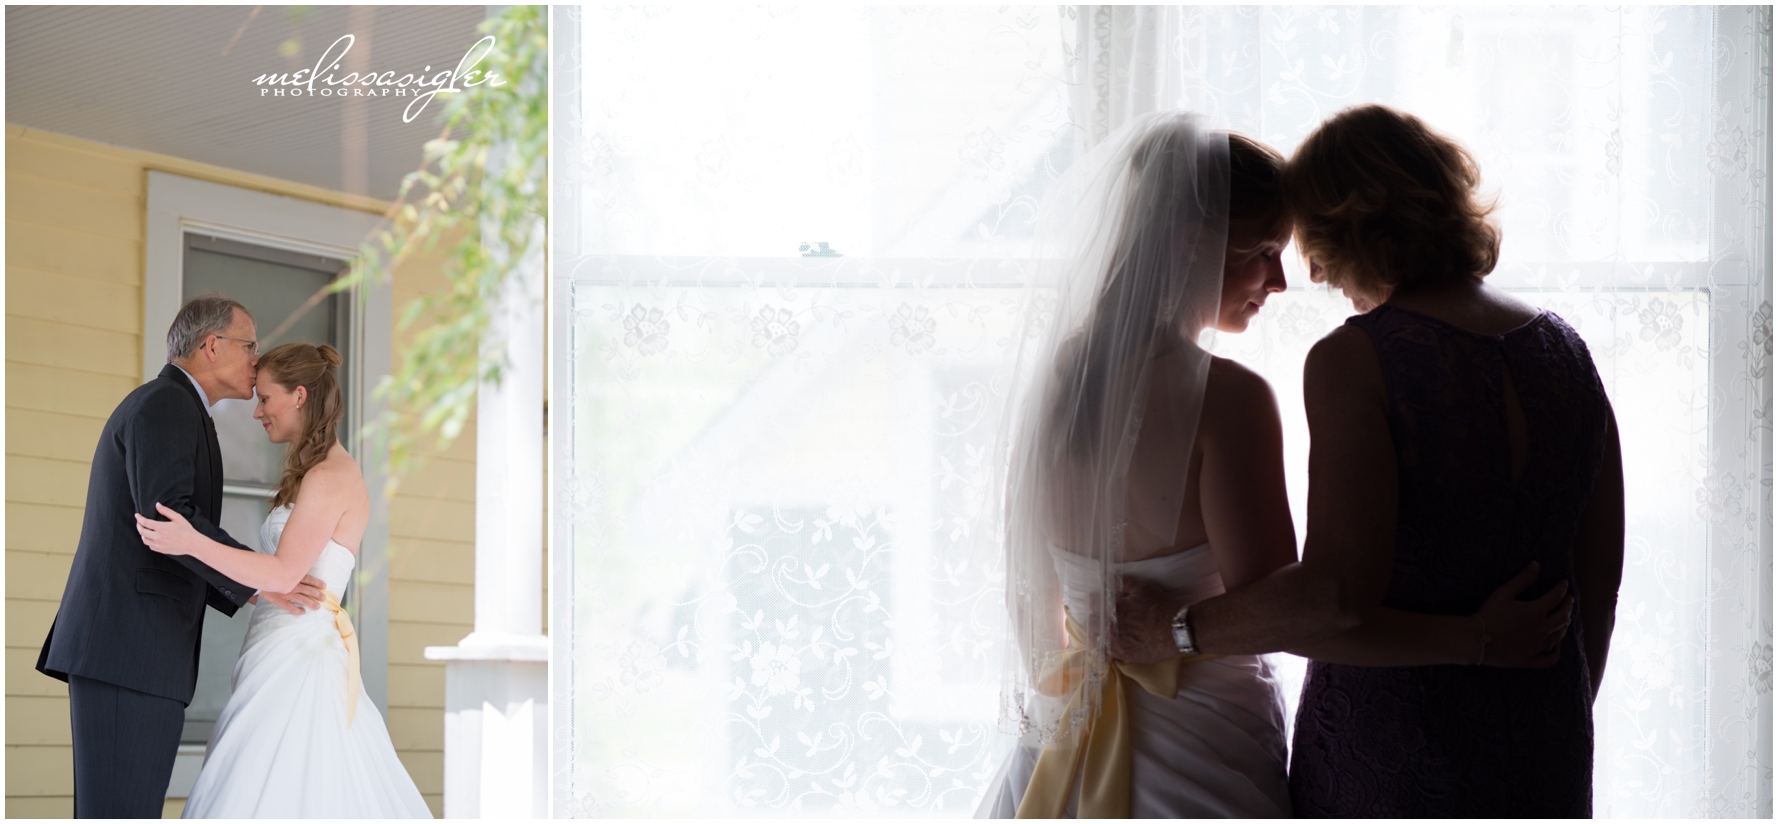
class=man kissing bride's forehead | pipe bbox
[39,293,430,818]
[981,105,1620,819]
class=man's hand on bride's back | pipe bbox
[1111,577,1187,665]
[257,575,327,615]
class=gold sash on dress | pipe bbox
[321,589,361,726]
[1014,612,1219,819]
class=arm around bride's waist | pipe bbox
[1189,331,1570,668]
[1284,607,1480,666]
[136,463,353,594]
[1185,330,1391,657]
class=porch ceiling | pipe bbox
[6,5,491,201]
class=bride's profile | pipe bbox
[136,342,431,818]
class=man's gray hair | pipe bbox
[167,292,252,362]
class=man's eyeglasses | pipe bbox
[214,335,259,356]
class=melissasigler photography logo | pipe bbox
[254,34,505,122]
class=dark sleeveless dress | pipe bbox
[1287,304,1609,818]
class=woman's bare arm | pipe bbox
[1571,403,1624,699]
[1197,358,1300,590]
[1113,338,1398,662]
[1287,608,1480,666]
[1288,561,1570,667]
[1187,326,1397,655]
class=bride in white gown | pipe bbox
[137,342,431,819]
[977,114,1296,818]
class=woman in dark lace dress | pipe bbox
[1112,104,1625,817]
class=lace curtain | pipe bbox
[552,5,1770,817]
[552,6,1068,815]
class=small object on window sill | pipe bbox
[799,241,843,257]
[1446,16,1464,68]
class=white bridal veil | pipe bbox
[994,111,1230,749]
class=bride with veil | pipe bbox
[977,112,1298,818]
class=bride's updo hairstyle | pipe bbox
[259,342,345,508]
[1286,104,1499,296]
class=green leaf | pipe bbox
[340,4,546,495]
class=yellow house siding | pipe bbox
[8,221,143,285]
[3,128,142,820]
[382,259,478,813]
[5,126,475,819]
[9,269,141,331]
[6,502,84,555]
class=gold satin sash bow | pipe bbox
[321,589,361,726]
[1014,612,1219,819]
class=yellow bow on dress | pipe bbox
[1014,611,1219,819]
[321,589,361,726]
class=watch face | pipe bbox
[1172,608,1195,654]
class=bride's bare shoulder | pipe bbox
[300,447,368,500]
[1202,355,1280,428]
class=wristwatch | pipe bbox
[1171,603,1200,656]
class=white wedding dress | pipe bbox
[183,505,432,819]
[977,543,1293,818]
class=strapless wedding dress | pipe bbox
[977,543,1293,818]
[182,505,431,818]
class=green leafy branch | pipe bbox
[332,5,546,493]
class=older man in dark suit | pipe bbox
[37,293,327,818]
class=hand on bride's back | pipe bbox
[1475,561,1574,668]
[1111,576,1186,665]
[257,574,328,615]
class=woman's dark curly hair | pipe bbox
[1286,104,1500,296]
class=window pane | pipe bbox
[561,7,1068,813]
[562,271,1016,815]
[574,6,1068,259]
[183,235,349,484]
[184,494,272,743]
[1189,6,1714,273]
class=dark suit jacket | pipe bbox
[37,363,257,704]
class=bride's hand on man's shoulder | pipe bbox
[1474,561,1574,668]
[1111,576,1185,665]
[135,502,200,556]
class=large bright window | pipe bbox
[553,6,1771,817]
